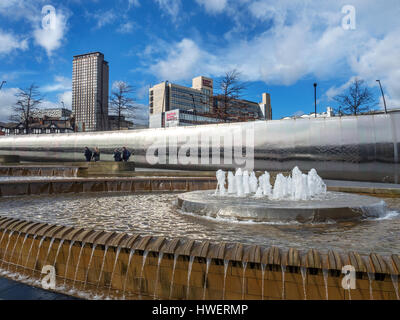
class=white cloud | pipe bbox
[137,85,150,100]
[196,0,227,14]
[58,91,72,109]
[38,99,59,110]
[150,38,217,82]
[87,10,116,29]
[42,76,72,92]
[0,86,69,122]
[112,81,127,90]
[326,29,400,110]
[350,30,400,109]
[0,29,28,54]
[325,77,358,102]
[128,0,140,9]
[0,1,69,56]
[0,87,19,122]
[0,80,73,121]
[33,9,68,56]
[0,0,42,23]
[154,0,181,22]
[117,21,135,34]
[146,0,400,110]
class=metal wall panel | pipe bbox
[0,114,399,182]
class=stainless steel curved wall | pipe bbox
[0,113,399,183]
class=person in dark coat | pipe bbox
[84,147,92,162]
[92,147,100,162]
[122,147,132,162]
[113,149,122,162]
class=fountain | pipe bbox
[0,163,399,301]
[178,167,387,223]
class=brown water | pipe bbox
[1,192,399,255]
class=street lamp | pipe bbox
[0,81,6,91]
[313,83,317,118]
[376,80,388,114]
[189,93,198,124]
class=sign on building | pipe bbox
[165,109,180,127]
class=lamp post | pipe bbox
[189,93,198,124]
[0,81,6,91]
[376,80,388,114]
[313,83,317,118]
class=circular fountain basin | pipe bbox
[177,190,387,223]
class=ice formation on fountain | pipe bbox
[221,167,327,201]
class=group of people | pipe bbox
[84,147,132,162]
[84,147,101,162]
[113,147,132,162]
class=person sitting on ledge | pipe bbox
[113,149,122,162]
[92,147,101,162]
[122,147,132,162]
[84,147,92,162]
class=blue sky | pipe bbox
[0,0,399,124]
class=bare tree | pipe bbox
[109,81,137,130]
[333,78,377,115]
[214,69,248,122]
[10,84,43,133]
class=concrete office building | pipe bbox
[72,52,109,132]
[149,76,272,128]
[149,76,213,116]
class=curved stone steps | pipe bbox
[0,217,399,300]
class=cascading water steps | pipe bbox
[0,217,399,300]
[322,269,329,300]
[261,263,266,300]
[300,267,307,300]
[169,254,179,300]
[281,265,286,300]
[202,258,211,300]
[222,260,229,300]
[153,252,164,299]
[122,249,135,299]
[186,256,195,299]
[83,244,97,291]
[72,242,86,292]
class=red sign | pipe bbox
[166,112,178,121]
